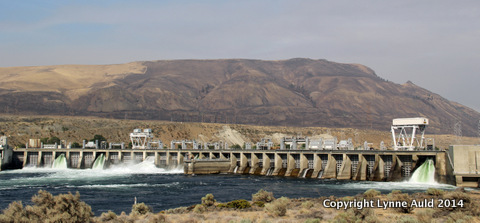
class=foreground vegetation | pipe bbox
[1,188,479,223]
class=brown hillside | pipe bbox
[0,58,479,136]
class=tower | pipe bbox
[130,129,154,149]
[391,117,428,150]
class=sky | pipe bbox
[1,0,479,111]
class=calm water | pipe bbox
[0,159,458,215]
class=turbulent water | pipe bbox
[92,154,106,170]
[51,154,68,169]
[0,159,457,215]
[409,159,436,183]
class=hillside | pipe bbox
[1,115,478,150]
[0,58,479,136]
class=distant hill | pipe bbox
[0,58,479,136]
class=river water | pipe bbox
[0,159,457,215]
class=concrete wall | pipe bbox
[449,145,480,187]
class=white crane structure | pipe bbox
[391,117,428,150]
[130,129,155,149]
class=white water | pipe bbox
[266,167,274,176]
[301,169,309,178]
[52,154,68,169]
[1,158,183,189]
[409,159,436,184]
[233,166,239,174]
[318,170,324,178]
[92,154,105,170]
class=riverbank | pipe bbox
[1,188,479,222]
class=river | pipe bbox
[0,159,457,215]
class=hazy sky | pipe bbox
[1,1,479,111]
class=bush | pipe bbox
[387,190,403,200]
[304,219,322,223]
[334,209,358,223]
[193,204,206,213]
[426,188,444,196]
[443,191,479,216]
[415,208,435,223]
[216,203,228,209]
[226,199,252,209]
[390,193,415,214]
[0,201,29,222]
[396,216,419,223]
[253,201,265,207]
[295,209,324,220]
[363,189,381,198]
[98,210,117,222]
[353,208,376,221]
[165,206,188,214]
[0,190,94,223]
[301,200,314,209]
[201,193,216,206]
[71,142,81,148]
[447,212,473,223]
[131,202,152,215]
[252,189,275,203]
[264,197,289,217]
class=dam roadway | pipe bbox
[7,148,450,184]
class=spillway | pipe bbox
[409,159,435,183]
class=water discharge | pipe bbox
[409,159,436,184]
[52,154,67,169]
[92,154,105,170]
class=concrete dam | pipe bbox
[4,147,448,184]
[1,117,479,187]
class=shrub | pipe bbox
[253,201,265,207]
[363,189,381,198]
[295,209,324,220]
[98,210,117,222]
[447,212,473,223]
[353,208,376,221]
[333,209,358,223]
[216,203,228,209]
[0,190,94,223]
[301,200,314,209]
[71,142,81,148]
[252,189,275,203]
[0,201,29,222]
[364,215,380,223]
[165,206,188,214]
[131,202,152,215]
[426,188,444,196]
[415,208,435,223]
[390,193,415,214]
[193,204,206,213]
[396,216,419,223]
[304,219,322,223]
[264,197,289,217]
[201,193,216,206]
[226,199,251,209]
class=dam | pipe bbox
[1,146,449,183]
[1,117,479,187]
